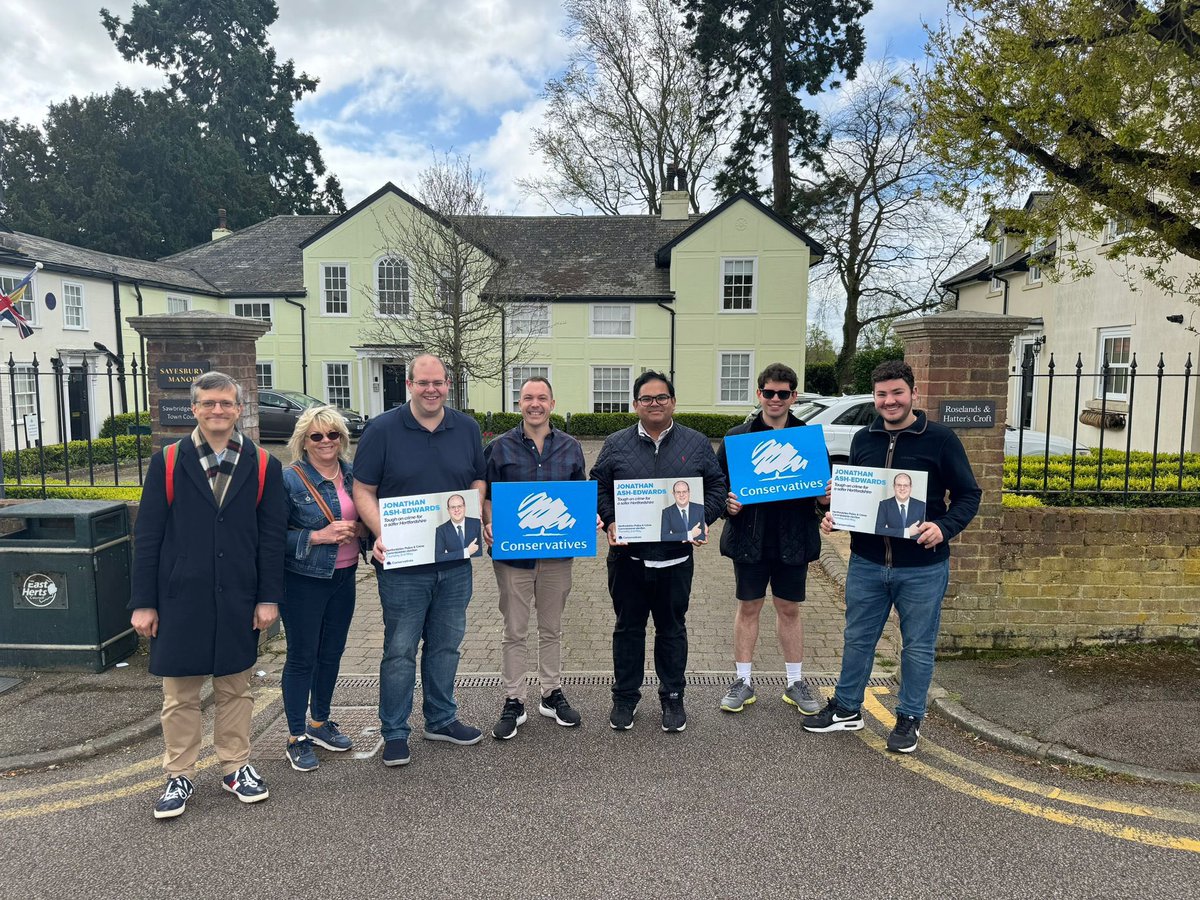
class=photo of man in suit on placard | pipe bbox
[874,473,926,539]
[661,480,707,542]
[435,494,482,560]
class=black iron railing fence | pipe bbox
[2,352,152,498]
[1008,351,1200,505]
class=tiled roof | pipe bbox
[0,230,216,294]
[467,214,694,299]
[162,214,337,295]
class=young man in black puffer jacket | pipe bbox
[715,363,828,718]
[590,370,726,734]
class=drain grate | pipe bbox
[335,673,892,689]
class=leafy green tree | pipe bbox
[804,324,837,365]
[681,0,870,217]
[520,0,723,214]
[1,89,274,257]
[101,0,344,215]
[923,0,1200,295]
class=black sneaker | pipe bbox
[887,714,921,753]
[492,698,527,740]
[609,700,638,730]
[801,698,865,733]
[661,693,687,732]
[383,738,411,767]
[153,774,194,820]
[221,764,269,803]
[539,688,582,727]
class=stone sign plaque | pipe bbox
[939,400,996,428]
[156,361,211,390]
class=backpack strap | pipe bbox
[164,440,182,506]
[257,446,269,506]
[289,462,337,524]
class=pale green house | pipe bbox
[3,184,823,437]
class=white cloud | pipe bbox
[469,99,553,215]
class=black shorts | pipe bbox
[733,559,808,602]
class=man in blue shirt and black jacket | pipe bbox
[591,370,726,733]
[805,360,981,753]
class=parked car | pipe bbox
[761,394,1089,463]
[257,389,367,440]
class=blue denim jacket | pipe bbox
[283,456,358,579]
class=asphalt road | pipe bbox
[3,682,1197,900]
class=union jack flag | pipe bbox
[0,263,40,339]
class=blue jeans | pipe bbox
[377,562,472,741]
[833,554,950,720]
[280,566,357,737]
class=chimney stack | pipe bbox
[660,165,690,221]
[211,207,233,242]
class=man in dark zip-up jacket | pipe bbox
[804,360,981,753]
[591,370,726,734]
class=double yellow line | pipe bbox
[0,689,280,822]
[859,689,1200,854]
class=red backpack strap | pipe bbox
[164,440,182,506]
[257,446,269,506]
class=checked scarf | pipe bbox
[191,426,242,508]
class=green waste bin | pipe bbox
[0,500,136,671]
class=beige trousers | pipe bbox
[161,667,254,778]
[494,558,573,698]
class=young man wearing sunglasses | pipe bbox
[716,363,827,717]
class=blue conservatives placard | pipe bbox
[491,480,598,560]
[724,425,831,505]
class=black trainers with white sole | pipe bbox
[801,698,865,732]
[886,714,921,753]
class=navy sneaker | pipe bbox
[661,693,687,732]
[801,699,865,733]
[609,700,638,730]
[383,738,411,767]
[285,737,319,772]
[423,720,484,745]
[492,698,527,740]
[153,774,194,820]
[306,720,352,752]
[887,714,922,753]
[538,688,582,727]
[221,764,269,803]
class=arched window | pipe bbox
[376,257,410,316]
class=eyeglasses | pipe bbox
[195,400,239,410]
[309,432,342,442]
[412,380,447,389]
[635,394,673,406]
[759,389,796,400]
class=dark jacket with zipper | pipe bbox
[716,411,822,566]
[590,421,726,563]
[847,410,981,568]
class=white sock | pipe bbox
[785,662,803,686]
[735,661,752,684]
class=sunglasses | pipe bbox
[308,431,342,442]
[759,389,796,400]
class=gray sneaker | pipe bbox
[719,677,756,713]
[782,680,822,715]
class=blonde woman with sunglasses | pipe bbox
[279,406,366,771]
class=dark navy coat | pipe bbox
[130,436,287,677]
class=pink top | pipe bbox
[334,475,360,569]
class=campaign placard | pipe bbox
[614,477,707,544]
[491,481,598,560]
[724,425,831,505]
[829,465,929,539]
[379,489,483,569]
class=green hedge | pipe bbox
[2,435,153,477]
[1004,450,1200,507]
[98,411,152,439]
[848,346,905,393]
[672,412,746,438]
[562,412,639,436]
[3,480,143,501]
[804,363,838,396]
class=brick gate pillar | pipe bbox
[128,311,271,447]
[891,310,1030,648]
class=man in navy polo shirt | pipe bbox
[353,354,487,767]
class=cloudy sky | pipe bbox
[3,0,946,213]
